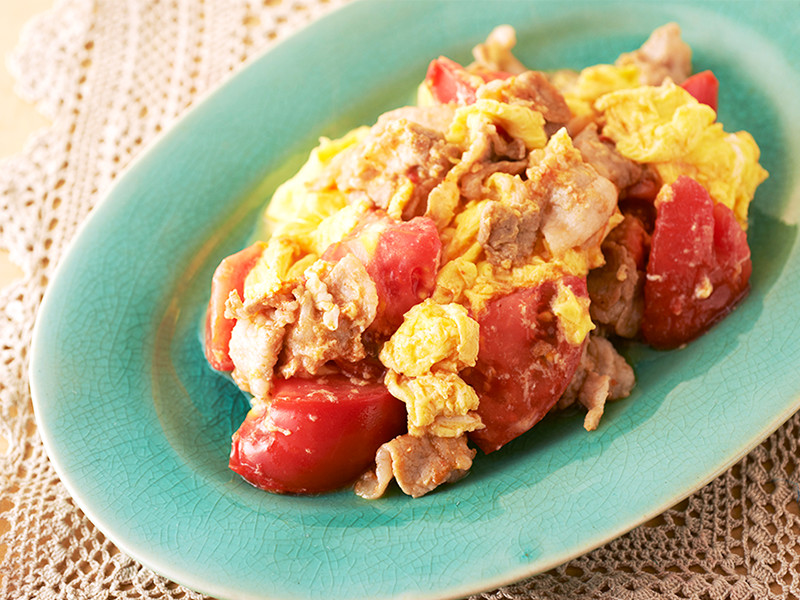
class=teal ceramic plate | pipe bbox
[30,1,800,599]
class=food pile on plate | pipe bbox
[203,24,767,498]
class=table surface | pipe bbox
[0,0,53,290]
[0,0,53,498]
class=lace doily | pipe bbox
[1,1,798,598]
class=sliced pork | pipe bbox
[335,118,460,219]
[355,434,476,499]
[559,334,636,431]
[616,22,692,85]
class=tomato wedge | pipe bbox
[464,277,587,453]
[324,213,442,336]
[681,70,719,112]
[642,176,751,349]
[425,57,511,105]
[204,242,266,371]
[229,375,407,494]
[368,217,442,334]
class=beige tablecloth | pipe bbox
[1,1,798,598]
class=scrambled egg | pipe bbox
[447,99,548,151]
[552,64,641,120]
[380,300,483,437]
[264,128,369,251]
[244,33,767,445]
[379,299,478,376]
[596,81,768,225]
[552,281,595,346]
[245,130,373,300]
[384,371,482,438]
[243,237,311,302]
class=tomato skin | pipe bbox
[642,176,751,349]
[204,242,266,371]
[425,57,510,105]
[324,213,442,336]
[229,375,407,494]
[681,70,719,112]
[465,277,587,453]
[368,217,442,334]
[426,57,479,104]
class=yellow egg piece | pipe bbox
[379,299,479,377]
[447,99,547,151]
[384,370,483,438]
[596,81,768,224]
[554,64,641,119]
[552,280,595,346]
[264,128,369,244]
[243,237,314,302]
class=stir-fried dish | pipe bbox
[203,24,767,498]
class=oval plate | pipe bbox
[31,1,800,599]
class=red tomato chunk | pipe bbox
[425,56,510,105]
[229,375,407,494]
[324,213,442,336]
[204,242,266,371]
[465,277,587,453]
[681,70,719,112]
[367,217,442,334]
[642,176,751,349]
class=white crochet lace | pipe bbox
[1,1,798,598]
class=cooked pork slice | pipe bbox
[615,22,692,85]
[573,123,643,191]
[587,214,649,338]
[588,241,643,338]
[454,118,529,201]
[280,254,379,377]
[460,159,529,201]
[586,335,635,401]
[479,70,572,126]
[478,176,541,266]
[226,290,299,400]
[529,129,618,256]
[471,24,528,75]
[560,335,636,431]
[575,372,611,432]
[478,200,539,267]
[355,434,476,499]
[335,118,460,219]
[377,104,456,136]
